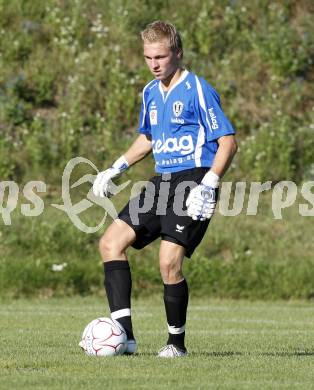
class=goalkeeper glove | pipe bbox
[186,171,219,221]
[93,156,129,198]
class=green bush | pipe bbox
[238,117,295,182]
[0,0,312,181]
[0,1,313,299]
[1,187,314,299]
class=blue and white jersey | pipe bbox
[138,70,235,173]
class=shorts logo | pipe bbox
[173,101,184,117]
[150,109,157,125]
[152,134,194,156]
[175,224,185,233]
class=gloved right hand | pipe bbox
[93,156,129,198]
[92,167,121,198]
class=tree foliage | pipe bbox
[0,0,313,181]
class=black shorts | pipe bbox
[118,167,215,258]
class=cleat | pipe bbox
[157,344,188,358]
[124,339,137,355]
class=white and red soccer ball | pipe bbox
[79,317,127,356]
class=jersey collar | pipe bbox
[158,69,189,102]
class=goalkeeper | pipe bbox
[93,21,237,358]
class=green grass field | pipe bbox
[1,297,313,389]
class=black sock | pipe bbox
[104,261,134,340]
[163,279,189,351]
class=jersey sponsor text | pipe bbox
[171,117,185,124]
[208,107,219,130]
[152,134,194,156]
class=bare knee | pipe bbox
[99,233,123,261]
[99,221,136,261]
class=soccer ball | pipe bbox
[79,317,127,356]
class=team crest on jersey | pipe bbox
[150,109,157,125]
[173,101,184,117]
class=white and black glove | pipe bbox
[93,156,129,198]
[186,171,219,221]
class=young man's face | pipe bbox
[143,39,181,82]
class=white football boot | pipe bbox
[124,339,137,355]
[157,344,188,358]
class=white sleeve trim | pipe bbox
[195,121,205,167]
[141,80,156,128]
[195,75,213,133]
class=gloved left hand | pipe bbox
[186,171,219,221]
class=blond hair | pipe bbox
[141,21,183,57]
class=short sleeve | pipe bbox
[195,76,235,142]
[138,88,151,136]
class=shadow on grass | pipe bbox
[134,350,314,358]
[261,351,314,357]
[193,350,314,358]
[134,351,244,358]
[190,351,244,357]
